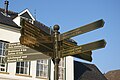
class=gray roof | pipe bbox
[0,8,18,19]
[104,70,120,80]
[0,8,20,28]
[74,61,108,80]
[0,8,51,34]
[0,12,20,28]
[34,20,52,35]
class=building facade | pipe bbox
[0,7,74,80]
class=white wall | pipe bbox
[30,61,37,79]
[13,16,21,27]
[66,56,74,80]
[51,60,54,80]
[0,24,20,43]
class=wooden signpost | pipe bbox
[5,19,106,80]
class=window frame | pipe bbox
[16,61,31,75]
[0,40,8,72]
[36,59,49,79]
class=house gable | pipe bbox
[18,9,35,21]
[13,9,35,27]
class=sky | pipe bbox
[0,0,120,73]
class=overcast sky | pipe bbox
[0,0,120,73]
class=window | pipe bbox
[36,59,48,78]
[16,61,30,75]
[59,58,65,80]
[0,41,8,72]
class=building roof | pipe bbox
[34,20,52,35]
[0,11,20,28]
[0,8,18,19]
[74,61,108,80]
[0,8,51,34]
[104,70,120,80]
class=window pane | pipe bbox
[0,41,7,72]
[17,62,20,66]
[40,64,43,70]
[36,60,48,78]
[21,62,24,67]
[16,67,19,73]
[20,68,24,74]
[36,71,39,76]
[16,62,30,74]
[0,50,2,55]
[2,50,5,56]
[40,60,43,63]
[44,65,48,77]
[0,43,2,48]
[0,57,5,63]
[3,43,7,49]
[40,71,44,76]
[1,64,5,67]
[25,68,27,74]
[25,62,28,67]
[44,60,47,64]
[1,68,5,71]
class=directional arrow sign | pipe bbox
[5,42,52,63]
[20,19,54,53]
[61,40,92,61]
[7,42,37,56]
[60,19,104,40]
[6,52,50,63]
[73,51,92,62]
[61,39,106,57]
[20,35,53,52]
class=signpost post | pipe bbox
[5,19,106,80]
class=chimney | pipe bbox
[4,0,9,16]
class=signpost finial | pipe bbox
[53,24,60,31]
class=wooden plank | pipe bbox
[20,19,54,56]
[5,42,53,63]
[20,19,53,43]
[61,39,106,57]
[6,52,51,63]
[73,51,92,62]
[20,35,53,52]
[61,40,92,61]
[60,19,104,40]
[7,42,53,57]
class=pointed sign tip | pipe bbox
[100,19,105,27]
[103,39,107,48]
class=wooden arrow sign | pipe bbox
[5,42,53,63]
[61,39,106,57]
[19,19,106,63]
[73,51,92,62]
[20,19,54,53]
[60,19,104,40]
[61,39,93,61]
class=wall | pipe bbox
[66,56,74,80]
[0,24,20,43]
